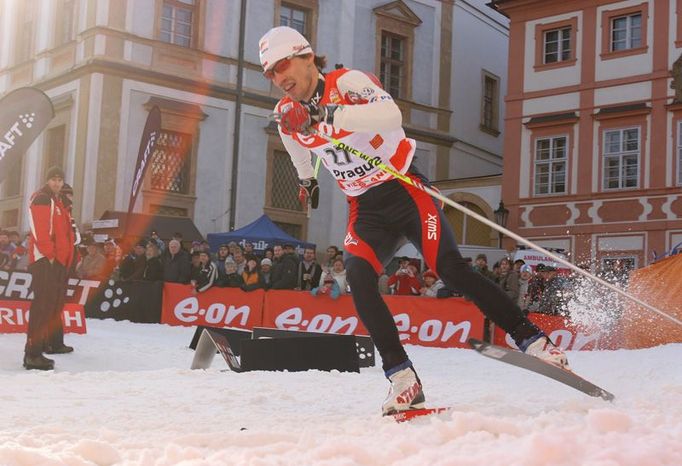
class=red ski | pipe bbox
[390,407,451,423]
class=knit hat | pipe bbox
[475,253,488,261]
[423,269,438,280]
[260,258,272,266]
[259,26,312,72]
[520,264,532,274]
[45,166,65,181]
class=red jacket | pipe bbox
[28,185,75,268]
[387,272,422,296]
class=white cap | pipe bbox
[260,258,272,266]
[258,26,312,71]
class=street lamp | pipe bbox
[494,201,509,248]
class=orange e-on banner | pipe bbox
[0,301,87,334]
[160,283,264,330]
[621,254,682,349]
[261,291,485,349]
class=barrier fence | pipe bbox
[0,274,624,350]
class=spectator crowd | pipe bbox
[0,224,632,316]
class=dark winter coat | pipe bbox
[142,256,164,281]
[270,253,299,290]
[119,253,146,281]
[297,261,323,291]
[221,272,244,288]
[498,270,520,302]
[162,250,192,284]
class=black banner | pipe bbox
[0,87,55,182]
[127,106,161,217]
[1,269,163,324]
[0,270,100,305]
[85,279,163,323]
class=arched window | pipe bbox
[444,202,493,247]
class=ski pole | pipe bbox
[308,128,682,328]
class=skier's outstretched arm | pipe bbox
[332,69,403,133]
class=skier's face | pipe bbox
[271,54,317,102]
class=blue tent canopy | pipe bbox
[207,214,315,254]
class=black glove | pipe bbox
[298,178,319,209]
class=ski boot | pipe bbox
[382,362,425,415]
[520,333,570,370]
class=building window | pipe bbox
[601,256,637,276]
[44,125,66,177]
[55,0,75,46]
[151,204,188,217]
[1,209,19,228]
[150,130,192,194]
[274,221,302,239]
[534,136,567,195]
[480,71,500,135]
[159,0,195,47]
[611,13,641,51]
[1,161,22,198]
[534,17,578,70]
[544,27,571,64]
[280,4,307,37]
[603,128,639,190]
[446,201,493,247]
[15,0,35,63]
[270,150,304,212]
[380,32,405,98]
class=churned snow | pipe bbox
[1,319,681,466]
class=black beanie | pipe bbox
[46,166,65,181]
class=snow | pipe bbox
[1,319,681,466]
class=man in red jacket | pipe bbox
[387,257,422,296]
[24,166,76,370]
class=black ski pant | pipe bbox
[25,259,68,356]
[343,168,540,372]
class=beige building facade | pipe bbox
[494,0,682,269]
[0,0,510,250]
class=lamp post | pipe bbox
[493,201,509,248]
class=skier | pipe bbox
[259,26,569,415]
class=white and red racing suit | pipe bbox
[276,68,543,372]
